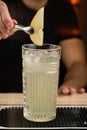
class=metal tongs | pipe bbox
[14,24,34,35]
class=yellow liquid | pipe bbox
[23,60,59,122]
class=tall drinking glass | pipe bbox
[22,44,61,122]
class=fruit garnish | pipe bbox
[30,7,44,46]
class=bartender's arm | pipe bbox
[59,38,87,95]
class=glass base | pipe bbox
[24,113,56,122]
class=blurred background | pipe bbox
[69,0,87,49]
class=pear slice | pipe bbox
[30,7,44,46]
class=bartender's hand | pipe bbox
[59,80,86,95]
[58,62,87,95]
[0,0,17,39]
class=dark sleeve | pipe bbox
[54,0,82,41]
[2,0,15,3]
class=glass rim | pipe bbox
[22,43,61,51]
